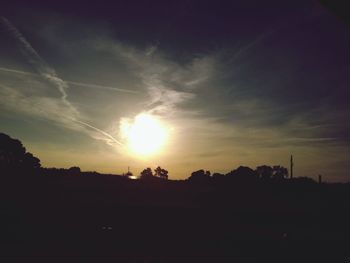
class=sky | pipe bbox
[1,0,350,181]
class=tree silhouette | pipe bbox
[226,166,257,182]
[0,133,41,172]
[140,167,154,180]
[212,172,224,178]
[256,165,273,180]
[212,172,225,179]
[154,166,169,180]
[272,165,288,180]
[188,169,211,182]
[23,152,41,170]
[68,166,81,175]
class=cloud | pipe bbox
[1,13,350,179]
[93,39,216,117]
[89,33,350,156]
[86,37,219,148]
[0,67,139,94]
[0,84,79,128]
[0,17,123,146]
[1,17,71,106]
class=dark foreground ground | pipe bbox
[2,173,350,262]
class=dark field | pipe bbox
[2,173,350,263]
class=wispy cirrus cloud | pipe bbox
[1,17,71,107]
[0,67,139,94]
[93,39,216,117]
[0,17,123,146]
[1,12,350,180]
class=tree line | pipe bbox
[187,165,289,183]
[1,132,313,183]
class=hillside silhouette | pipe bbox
[1,132,350,263]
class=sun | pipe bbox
[120,113,168,156]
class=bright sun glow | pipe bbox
[120,113,168,156]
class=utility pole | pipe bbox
[290,155,294,179]
[125,166,132,177]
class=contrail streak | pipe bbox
[1,16,70,106]
[66,81,138,94]
[0,67,33,76]
[0,67,139,94]
[0,17,125,146]
[72,119,124,146]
